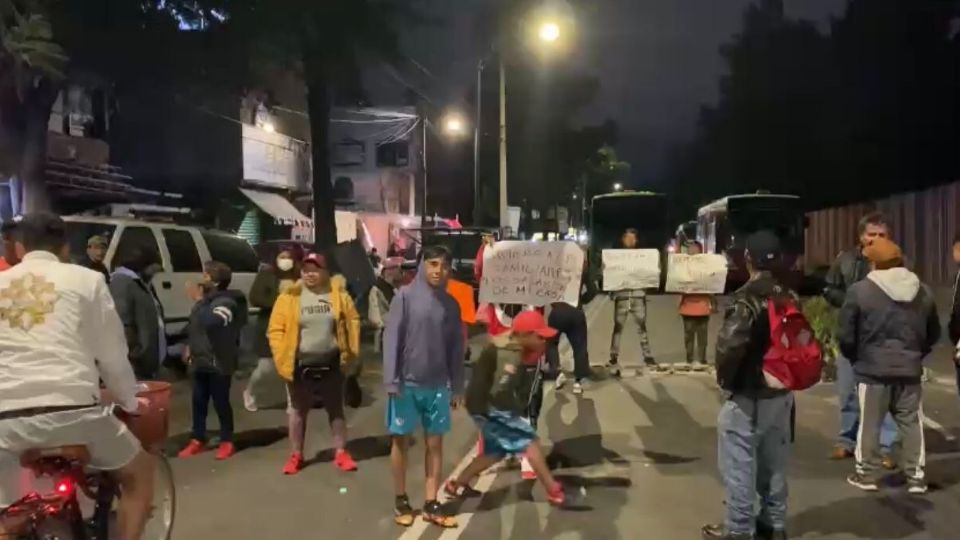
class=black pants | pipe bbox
[683,315,710,364]
[546,303,590,381]
[191,371,234,443]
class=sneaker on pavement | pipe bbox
[907,478,928,495]
[242,389,258,412]
[644,357,659,370]
[283,452,304,475]
[215,442,236,460]
[756,520,788,540]
[701,523,753,540]
[847,472,878,492]
[394,494,415,527]
[334,449,358,472]
[572,380,584,395]
[554,372,568,390]
[422,500,457,528]
[177,439,205,458]
[607,358,621,379]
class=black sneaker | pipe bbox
[644,356,659,369]
[907,478,928,495]
[846,473,879,492]
[607,357,621,379]
[394,494,415,527]
[422,500,457,528]
[702,523,753,540]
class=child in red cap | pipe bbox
[445,311,578,508]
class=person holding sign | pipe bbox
[608,228,657,376]
[678,241,715,368]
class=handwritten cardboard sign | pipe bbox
[666,254,728,294]
[479,241,584,307]
[602,249,661,291]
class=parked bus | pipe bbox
[590,191,672,291]
[697,192,805,291]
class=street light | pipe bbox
[538,21,561,43]
[613,183,623,192]
[442,113,466,136]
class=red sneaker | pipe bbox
[283,452,304,475]
[546,483,566,507]
[334,449,358,472]
[215,442,236,460]
[177,439,205,458]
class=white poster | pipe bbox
[479,241,584,307]
[602,249,661,291]
[666,254,728,294]
[242,124,310,191]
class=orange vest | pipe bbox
[447,279,477,325]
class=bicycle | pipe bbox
[0,381,176,539]
[1,445,175,539]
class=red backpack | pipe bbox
[762,297,823,391]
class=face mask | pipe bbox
[276,258,294,272]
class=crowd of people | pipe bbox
[1,209,958,539]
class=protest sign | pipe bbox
[601,249,661,291]
[666,254,728,294]
[479,241,584,307]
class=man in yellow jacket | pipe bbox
[268,253,361,475]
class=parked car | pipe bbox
[63,216,261,339]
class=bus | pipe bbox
[697,192,806,291]
[590,191,672,291]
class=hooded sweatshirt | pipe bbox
[382,260,465,394]
[839,267,940,384]
[187,288,249,376]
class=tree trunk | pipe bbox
[19,78,58,213]
[304,57,338,254]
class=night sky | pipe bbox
[368,0,847,186]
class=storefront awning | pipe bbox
[240,188,313,227]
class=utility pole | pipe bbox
[473,60,484,226]
[498,59,509,230]
[421,113,428,225]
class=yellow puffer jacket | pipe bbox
[267,277,361,382]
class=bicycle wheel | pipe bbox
[142,454,175,540]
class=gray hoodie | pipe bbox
[839,267,940,383]
[382,260,465,394]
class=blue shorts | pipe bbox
[474,409,537,457]
[386,386,452,436]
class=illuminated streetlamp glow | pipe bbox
[613,183,623,191]
[538,21,561,43]
[443,115,465,135]
[262,121,276,133]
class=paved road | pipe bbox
[163,295,960,539]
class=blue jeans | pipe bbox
[718,393,794,535]
[836,355,897,452]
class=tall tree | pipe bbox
[218,0,414,251]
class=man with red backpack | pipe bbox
[703,230,821,540]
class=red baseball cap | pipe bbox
[511,310,558,338]
[302,253,328,269]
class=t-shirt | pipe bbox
[298,287,338,364]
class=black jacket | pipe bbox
[248,267,294,357]
[81,257,111,284]
[823,248,869,308]
[109,270,163,379]
[839,268,940,384]
[715,272,795,399]
[949,270,960,344]
[187,289,248,376]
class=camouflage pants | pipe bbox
[610,296,652,361]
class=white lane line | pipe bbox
[819,395,957,442]
[437,465,500,540]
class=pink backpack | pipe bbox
[762,298,823,391]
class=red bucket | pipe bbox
[102,382,172,452]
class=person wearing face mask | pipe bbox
[109,246,166,379]
[243,248,301,411]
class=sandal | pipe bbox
[444,479,482,499]
[394,495,415,527]
[422,500,458,528]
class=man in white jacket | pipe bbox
[0,214,154,539]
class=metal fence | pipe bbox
[804,180,960,287]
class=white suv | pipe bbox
[63,216,260,339]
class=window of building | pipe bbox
[333,139,365,166]
[376,141,410,167]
